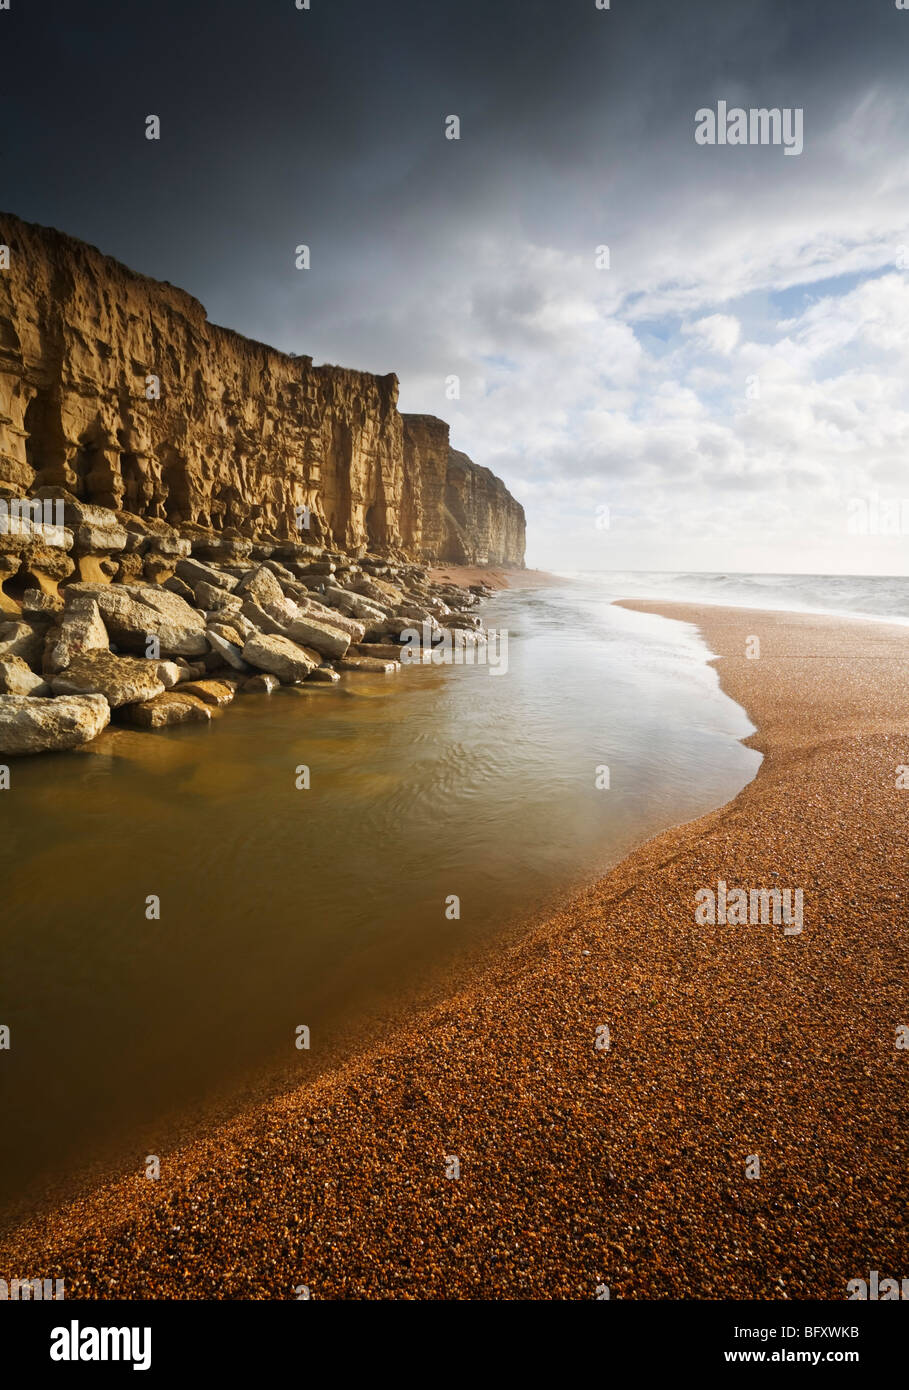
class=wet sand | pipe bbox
[2,601,907,1299]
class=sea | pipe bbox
[558,571,909,625]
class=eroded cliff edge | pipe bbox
[0,213,525,567]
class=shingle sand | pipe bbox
[2,602,907,1298]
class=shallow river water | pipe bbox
[0,582,761,1227]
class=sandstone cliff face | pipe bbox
[401,415,526,566]
[0,214,525,567]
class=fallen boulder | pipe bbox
[350,642,403,661]
[0,692,110,755]
[162,575,197,604]
[64,584,207,657]
[193,580,241,611]
[240,672,281,694]
[205,629,248,671]
[285,614,351,658]
[177,679,236,708]
[172,659,206,681]
[154,660,183,690]
[239,598,290,637]
[119,691,213,728]
[323,586,388,623]
[263,596,304,627]
[0,656,51,696]
[43,597,110,674]
[50,651,166,708]
[241,633,319,682]
[0,620,48,668]
[175,557,238,592]
[301,600,365,642]
[236,565,285,609]
[21,588,63,617]
[336,656,399,674]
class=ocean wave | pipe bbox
[568,570,909,624]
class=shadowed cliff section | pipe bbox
[0,213,525,567]
[401,415,525,568]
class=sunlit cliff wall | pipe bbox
[0,213,525,566]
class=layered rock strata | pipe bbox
[0,213,525,567]
[401,415,526,567]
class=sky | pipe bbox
[1,0,908,574]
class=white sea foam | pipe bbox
[553,570,909,627]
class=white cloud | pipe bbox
[256,58,909,576]
[683,314,741,355]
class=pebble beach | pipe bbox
[2,600,907,1299]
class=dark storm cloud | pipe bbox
[1,1,906,571]
[0,0,896,350]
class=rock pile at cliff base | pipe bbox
[0,491,497,756]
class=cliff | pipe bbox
[401,415,526,567]
[0,213,525,568]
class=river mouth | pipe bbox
[0,582,760,1231]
